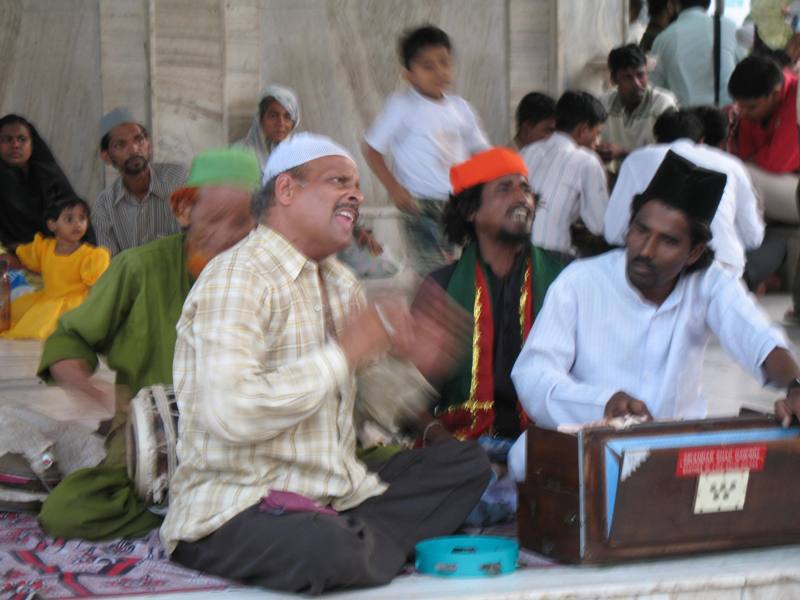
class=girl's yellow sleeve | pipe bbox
[79,246,111,286]
[15,233,47,273]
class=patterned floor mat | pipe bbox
[0,512,231,599]
[1,511,556,599]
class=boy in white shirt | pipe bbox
[363,25,489,275]
[520,91,610,261]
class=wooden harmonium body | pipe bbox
[517,416,800,564]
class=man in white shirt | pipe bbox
[597,44,677,162]
[162,133,490,594]
[521,91,610,260]
[650,0,746,107]
[362,26,490,275]
[93,108,187,255]
[605,109,764,276]
[508,151,800,482]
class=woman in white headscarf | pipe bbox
[238,84,392,272]
[235,85,300,168]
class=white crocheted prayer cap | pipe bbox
[99,107,141,139]
[262,132,355,185]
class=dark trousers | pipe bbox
[171,439,491,594]
[744,230,786,291]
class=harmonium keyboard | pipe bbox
[517,415,800,564]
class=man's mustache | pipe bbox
[334,201,360,220]
[630,256,655,273]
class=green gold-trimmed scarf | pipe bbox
[437,241,562,439]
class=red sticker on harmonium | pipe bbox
[675,444,766,477]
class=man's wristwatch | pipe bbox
[787,377,800,394]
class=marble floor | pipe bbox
[0,339,114,430]
[703,292,798,417]
[1,293,799,599]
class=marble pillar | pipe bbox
[508,0,558,132]
[507,0,627,123]
[150,0,226,165]
[224,0,262,144]
[556,0,626,95]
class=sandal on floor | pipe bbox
[783,308,800,326]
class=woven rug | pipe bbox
[0,512,231,599]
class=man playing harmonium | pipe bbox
[507,150,800,482]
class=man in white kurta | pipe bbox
[508,150,800,482]
[599,44,677,159]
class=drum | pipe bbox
[126,385,178,506]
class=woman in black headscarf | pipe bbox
[0,114,94,250]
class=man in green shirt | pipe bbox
[37,148,262,540]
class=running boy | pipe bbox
[363,25,489,275]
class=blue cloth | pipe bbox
[463,435,517,527]
[650,8,746,107]
[8,268,37,301]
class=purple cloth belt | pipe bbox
[258,490,338,516]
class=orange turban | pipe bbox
[450,147,529,196]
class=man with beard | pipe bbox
[161,133,491,594]
[507,151,800,482]
[416,147,563,525]
[36,148,261,540]
[91,108,186,255]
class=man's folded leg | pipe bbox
[346,438,492,556]
[171,504,407,595]
[171,440,490,594]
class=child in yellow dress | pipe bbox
[1,197,109,339]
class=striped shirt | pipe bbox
[92,163,186,255]
[161,225,387,554]
[521,132,609,255]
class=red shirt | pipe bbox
[735,71,800,174]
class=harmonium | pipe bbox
[517,415,800,564]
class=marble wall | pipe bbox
[509,0,558,119]
[0,0,626,219]
[257,0,509,209]
[0,0,104,201]
[556,0,626,95]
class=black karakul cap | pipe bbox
[636,150,727,224]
